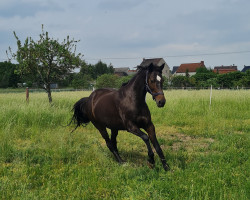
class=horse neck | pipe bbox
[122,69,147,102]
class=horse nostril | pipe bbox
[158,99,165,107]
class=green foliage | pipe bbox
[78,60,114,80]
[93,61,114,79]
[171,76,194,87]
[96,74,119,89]
[234,70,250,87]
[172,70,250,88]
[217,71,244,88]
[70,60,115,89]
[193,70,216,84]
[116,75,134,88]
[162,76,169,89]
[71,74,93,89]
[8,25,83,102]
[0,62,20,88]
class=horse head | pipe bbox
[146,63,166,107]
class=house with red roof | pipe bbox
[213,65,238,74]
[175,61,205,76]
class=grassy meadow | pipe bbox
[0,89,249,199]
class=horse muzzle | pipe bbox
[155,95,166,108]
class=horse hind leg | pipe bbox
[97,127,124,163]
[111,129,125,162]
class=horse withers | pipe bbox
[70,63,170,171]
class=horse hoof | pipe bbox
[147,161,155,169]
[163,164,170,171]
[119,159,126,164]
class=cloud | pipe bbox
[0,0,250,69]
[97,0,145,11]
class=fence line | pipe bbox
[0,87,249,94]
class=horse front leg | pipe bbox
[127,123,155,167]
[146,123,170,171]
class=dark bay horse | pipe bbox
[71,63,170,171]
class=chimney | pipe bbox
[201,61,204,66]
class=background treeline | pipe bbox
[170,67,250,89]
[1,61,250,89]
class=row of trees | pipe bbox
[71,61,114,89]
[1,25,250,103]
[0,60,115,89]
[170,67,250,88]
[3,59,248,90]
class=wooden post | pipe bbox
[26,87,29,103]
[209,85,212,109]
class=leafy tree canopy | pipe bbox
[96,74,119,89]
[0,61,20,88]
[7,25,84,102]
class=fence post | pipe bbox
[26,87,29,103]
[209,85,212,109]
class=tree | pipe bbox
[217,71,244,88]
[7,25,83,103]
[162,76,169,89]
[96,74,119,89]
[171,76,188,87]
[116,75,134,88]
[91,61,114,79]
[0,62,20,88]
[77,60,114,80]
[235,70,250,87]
[71,74,93,89]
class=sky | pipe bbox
[0,0,250,70]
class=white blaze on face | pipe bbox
[156,75,161,82]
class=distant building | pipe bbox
[175,61,205,76]
[241,65,250,73]
[172,66,179,74]
[213,65,238,74]
[114,67,137,77]
[127,69,137,75]
[140,58,170,79]
[50,83,59,89]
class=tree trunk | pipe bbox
[45,84,52,103]
[48,90,52,103]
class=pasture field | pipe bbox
[0,90,249,199]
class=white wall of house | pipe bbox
[175,72,196,76]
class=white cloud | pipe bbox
[0,0,250,69]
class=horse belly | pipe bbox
[93,100,125,130]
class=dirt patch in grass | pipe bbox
[158,130,214,154]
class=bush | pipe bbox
[71,74,92,89]
[96,74,119,89]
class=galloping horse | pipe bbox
[71,63,170,171]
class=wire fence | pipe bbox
[0,86,249,94]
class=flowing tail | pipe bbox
[69,97,90,132]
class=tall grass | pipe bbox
[0,90,249,199]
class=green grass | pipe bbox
[0,90,249,199]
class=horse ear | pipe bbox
[160,63,165,71]
[148,63,154,72]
